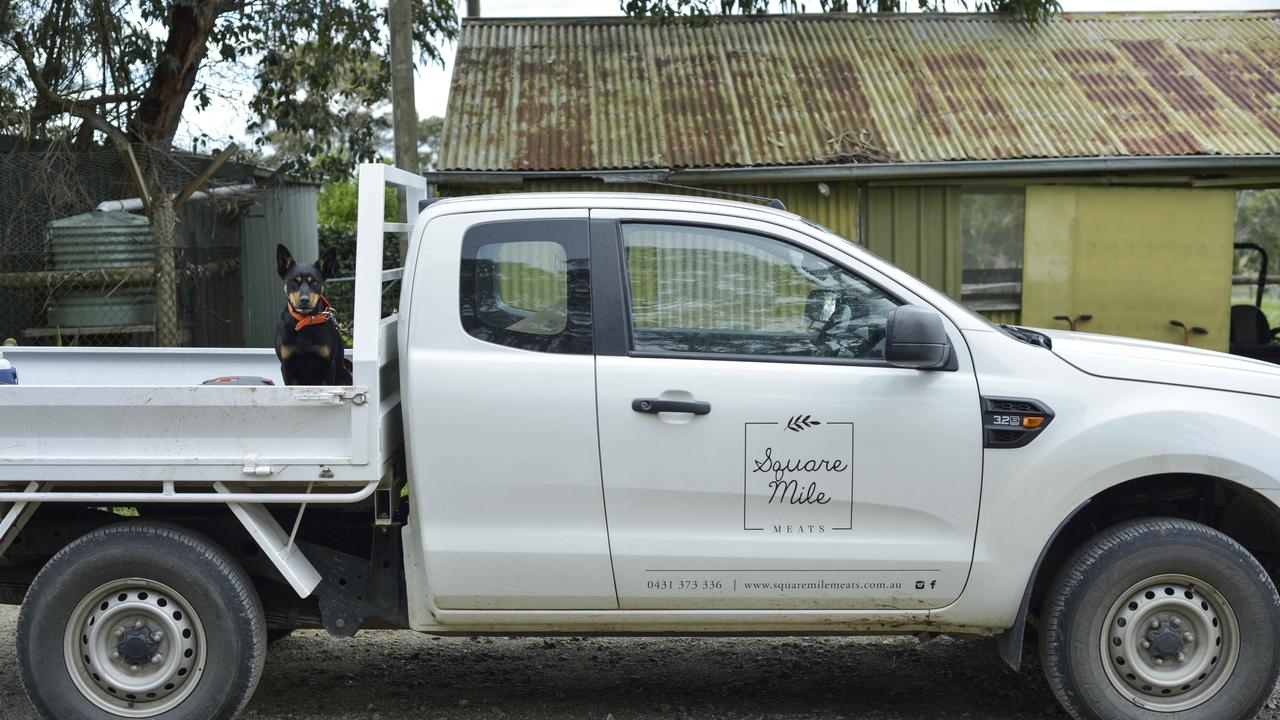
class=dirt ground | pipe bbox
[1,605,1278,719]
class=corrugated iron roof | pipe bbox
[439,12,1280,172]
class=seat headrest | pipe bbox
[1230,304,1270,346]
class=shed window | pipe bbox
[1234,189,1280,329]
[960,189,1025,318]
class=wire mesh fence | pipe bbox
[0,144,260,347]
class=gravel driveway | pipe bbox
[2,604,1278,719]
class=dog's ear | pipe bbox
[316,246,338,279]
[276,244,295,279]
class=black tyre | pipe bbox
[17,522,266,720]
[1042,517,1280,720]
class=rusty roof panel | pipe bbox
[439,12,1280,172]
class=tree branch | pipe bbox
[65,90,146,106]
[128,0,222,146]
[12,33,133,154]
[211,0,251,13]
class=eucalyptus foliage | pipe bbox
[0,0,457,176]
[621,0,1060,24]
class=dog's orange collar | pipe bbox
[288,296,334,331]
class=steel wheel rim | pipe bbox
[1099,573,1239,712]
[62,578,206,718]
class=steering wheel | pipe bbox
[811,298,872,358]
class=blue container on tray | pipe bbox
[0,351,16,385]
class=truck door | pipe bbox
[590,212,983,610]
[404,212,617,609]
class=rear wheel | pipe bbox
[1042,518,1280,720]
[17,522,265,720]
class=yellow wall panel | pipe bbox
[1022,186,1234,351]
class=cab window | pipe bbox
[620,223,899,361]
[460,219,591,354]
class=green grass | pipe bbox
[1266,298,1280,328]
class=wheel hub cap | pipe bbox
[118,627,159,666]
[63,579,205,718]
[1146,624,1185,657]
[1100,574,1239,712]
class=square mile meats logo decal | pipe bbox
[744,416,853,533]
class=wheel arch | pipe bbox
[0,505,296,611]
[998,473,1280,672]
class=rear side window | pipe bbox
[460,219,591,354]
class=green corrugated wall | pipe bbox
[443,180,1008,321]
[980,309,1022,325]
[863,186,1017,323]
[863,186,962,299]
[241,184,320,347]
[451,181,860,330]
[441,180,861,247]
[444,179,1260,342]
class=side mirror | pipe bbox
[885,306,952,370]
[804,289,839,325]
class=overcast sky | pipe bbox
[178,0,1280,153]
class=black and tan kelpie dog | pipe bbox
[275,243,352,386]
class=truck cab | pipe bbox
[400,195,982,618]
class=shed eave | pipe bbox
[429,155,1280,186]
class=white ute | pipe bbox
[4,164,1280,720]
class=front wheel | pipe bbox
[17,522,266,720]
[1042,518,1280,720]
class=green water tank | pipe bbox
[46,211,155,329]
